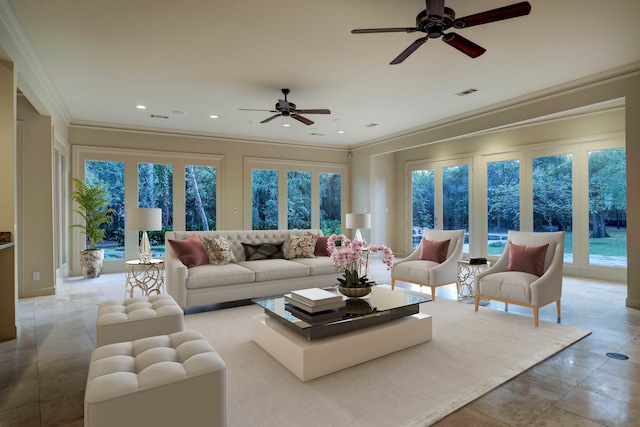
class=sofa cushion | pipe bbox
[242,242,286,261]
[201,236,235,266]
[185,263,256,289]
[420,238,450,263]
[168,234,209,268]
[290,256,336,276]
[507,242,549,277]
[238,259,309,281]
[288,234,317,259]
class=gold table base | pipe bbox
[125,259,165,298]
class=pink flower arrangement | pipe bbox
[327,234,394,288]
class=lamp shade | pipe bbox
[345,213,371,230]
[127,208,162,231]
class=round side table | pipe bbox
[456,260,491,305]
[125,259,165,297]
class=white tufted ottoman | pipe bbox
[84,330,226,427]
[96,294,183,347]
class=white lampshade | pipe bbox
[345,213,371,230]
[127,208,162,264]
[345,213,371,242]
[127,208,162,231]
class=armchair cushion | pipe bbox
[420,239,450,263]
[507,242,548,277]
[168,234,209,268]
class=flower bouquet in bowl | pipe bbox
[327,234,394,297]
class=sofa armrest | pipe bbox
[165,235,189,309]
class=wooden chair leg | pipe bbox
[474,295,479,312]
[430,286,436,301]
[556,299,561,317]
[391,278,396,290]
[533,307,539,326]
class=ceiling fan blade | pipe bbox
[291,114,314,125]
[261,114,281,124]
[390,36,428,65]
[426,0,445,21]
[442,33,486,58]
[352,27,417,34]
[240,108,278,112]
[453,1,531,29]
[295,109,331,115]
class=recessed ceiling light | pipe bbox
[337,130,345,134]
[209,115,218,119]
[283,123,291,127]
[136,105,147,110]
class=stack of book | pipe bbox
[461,256,487,265]
[284,288,346,323]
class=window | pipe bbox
[186,165,216,231]
[411,169,434,246]
[443,165,469,231]
[588,148,627,267]
[320,172,342,235]
[85,160,125,260]
[245,158,347,232]
[533,154,573,259]
[138,162,173,257]
[287,170,311,229]
[252,169,279,230]
[487,159,520,255]
[74,147,222,275]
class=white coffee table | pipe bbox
[252,286,432,381]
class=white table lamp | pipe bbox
[345,213,371,242]
[127,208,162,263]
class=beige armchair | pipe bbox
[391,229,465,300]
[474,230,565,326]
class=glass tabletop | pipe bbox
[253,286,430,340]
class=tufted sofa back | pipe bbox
[166,229,324,262]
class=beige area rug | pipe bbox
[184,292,590,427]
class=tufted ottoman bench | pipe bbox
[96,294,183,347]
[84,330,226,427]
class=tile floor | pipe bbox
[1,266,639,426]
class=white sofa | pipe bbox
[165,229,338,309]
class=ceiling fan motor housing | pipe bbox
[416,7,455,37]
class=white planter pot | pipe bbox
[81,249,104,278]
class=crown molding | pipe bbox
[0,0,70,122]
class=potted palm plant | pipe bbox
[71,178,114,278]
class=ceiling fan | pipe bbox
[351,1,531,64]
[239,88,331,125]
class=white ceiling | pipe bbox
[4,0,640,148]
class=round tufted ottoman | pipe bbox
[96,294,183,347]
[84,330,226,427]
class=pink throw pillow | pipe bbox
[420,238,450,263]
[307,232,331,256]
[168,234,209,268]
[507,242,549,276]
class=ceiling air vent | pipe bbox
[456,88,479,96]
[365,123,378,128]
[310,132,326,136]
[149,114,169,119]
